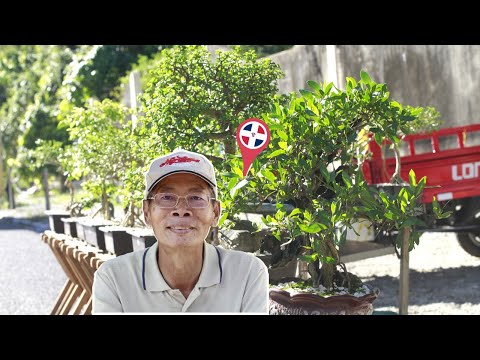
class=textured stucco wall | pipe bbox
[269,45,328,94]
[270,45,480,128]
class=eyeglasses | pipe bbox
[146,192,216,209]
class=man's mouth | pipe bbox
[167,226,194,233]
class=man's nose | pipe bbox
[171,197,192,216]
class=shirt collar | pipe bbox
[143,241,222,292]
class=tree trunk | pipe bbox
[124,199,135,227]
[224,136,236,155]
[390,145,404,184]
[7,167,15,209]
[102,184,110,220]
[42,168,50,210]
[319,238,339,290]
[0,138,4,207]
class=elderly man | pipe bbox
[92,148,269,313]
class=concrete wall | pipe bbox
[269,45,480,128]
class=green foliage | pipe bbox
[61,45,165,105]
[59,99,131,220]
[221,71,448,290]
[402,105,442,134]
[142,45,284,159]
[0,45,169,205]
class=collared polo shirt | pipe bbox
[92,241,269,313]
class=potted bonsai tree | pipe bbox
[59,99,131,252]
[140,45,284,245]
[220,71,450,314]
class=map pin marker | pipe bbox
[236,118,271,177]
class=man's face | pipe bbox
[143,173,220,250]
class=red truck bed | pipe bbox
[362,124,480,204]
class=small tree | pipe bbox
[141,45,284,159]
[220,71,450,291]
[59,99,131,220]
[118,117,165,227]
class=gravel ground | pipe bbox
[0,214,66,315]
[347,232,480,315]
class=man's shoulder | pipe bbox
[98,247,149,273]
[214,245,266,268]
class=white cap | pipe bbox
[144,149,217,199]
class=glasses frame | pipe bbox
[145,192,217,209]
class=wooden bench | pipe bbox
[41,231,115,315]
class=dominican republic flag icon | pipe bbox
[238,121,268,149]
[236,118,271,177]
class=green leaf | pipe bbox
[384,211,394,220]
[304,210,312,221]
[331,202,337,215]
[263,169,276,184]
[307,80,321,92]
[341,171,352,189]
[227,177,237,191]
[299,254,318,263]
[318,161,330,181]
[232,166,244,178]
[346,77,357,89]
[267,149,286,158]
[277,130,288,141]
[278,141,287,150]
[230,179,248,198]
[218,212,228,227]
[324,82,333,94]
[289,208,302,217]
[299,89,314,102]
[299,223,322,234]
[408,169,417,186]
[360,70,372,84]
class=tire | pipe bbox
[457,232,480,257]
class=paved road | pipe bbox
[347,232,480,314]
[0,216,66,315]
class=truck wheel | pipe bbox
[457,232,480,257]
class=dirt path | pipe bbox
[346,232,480,314]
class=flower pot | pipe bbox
[269,288,379,315]
[61,217,80,238]
[45,210,70,234]
[77,218,115,252]
[100,226,133,256]
[125,228,156,251]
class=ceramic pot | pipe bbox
[269,288,379,315]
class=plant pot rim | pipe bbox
[99,225,135,232]
[269,287,380,315]
[44,210,70,216]
[77,217,117,227]
[125,227,155,237]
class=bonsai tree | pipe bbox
[141,45,284,159]
[139,45,285,239]
[59,99,131,220]
[118,116,165,227]
[220,71,450,292]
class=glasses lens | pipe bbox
[186,193,209,208]
[155,193,178,208]
[153,193,210,208]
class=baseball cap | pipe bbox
[144,148,218,199]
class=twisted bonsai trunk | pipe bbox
[307,235,340,290]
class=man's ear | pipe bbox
[142,200,151,226]
[212,201,222,227]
